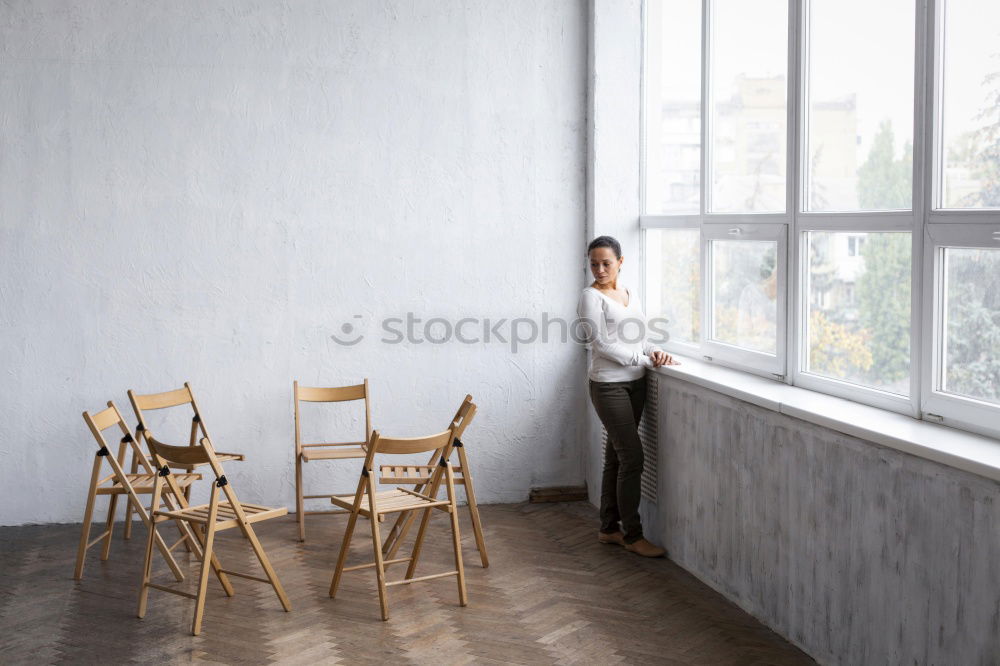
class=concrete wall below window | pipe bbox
[630,373,1000,665]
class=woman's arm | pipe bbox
[577,291,652,368]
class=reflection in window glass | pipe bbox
[806,232,911,395]
[806,0,914,211]
[709,0,787,213]
[645,229,700,344]
[941,0,1000,208]
[711,240,777,354]
[644,0,701,214]
[943,248,1000,404]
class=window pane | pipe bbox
[711,240,777,354]
[644,0,701,214]
[806,232,912,395]
[645,228,700,343]
[709,0,787,213]
[942,248,1000,404]
[940,0,1000,209]
[806,0,914,211]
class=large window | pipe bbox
[643,0,1000,439]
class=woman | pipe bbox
[577,235,677,558]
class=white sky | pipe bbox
[655,0,1000,157]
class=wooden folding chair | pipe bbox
[293,379,371,541]
[380,395,488,568]
[126,382,245,537]
[137,431,291,635]
[328,428,467,621]
[75,401,202,581]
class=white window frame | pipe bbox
[921,226,1000,437]
[702,223,788,378]
[640,0,1000,440]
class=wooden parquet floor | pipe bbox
[0,502,814,665]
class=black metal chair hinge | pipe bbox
[121,433,134,443]
[158,465,171,477]
[453,438,464,448]
[192,414,201,423]
[361,468,370,477]
[215,475,228,487]
[97,446,110,457]
[438,457,448,468]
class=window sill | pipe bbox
[652,356,1000,484]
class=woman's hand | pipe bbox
[650,350,679,367]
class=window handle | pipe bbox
[992,231,1000,242]
[728,228,742,236]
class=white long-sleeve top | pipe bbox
[576,286,661,382]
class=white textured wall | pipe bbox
[0,0,588,525]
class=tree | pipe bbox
[809,310,873,379]
[943,250,1000,402]
[967,62,1000,206]
[849,120,913,390]
[856,233,911,389]
[857,120,912,210]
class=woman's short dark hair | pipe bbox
[587,235,622,259]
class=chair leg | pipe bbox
[100,494,119,561]
[403,506,434,580]
[192,488,221,636]
[191,527,216,636]
[445,469,468,607]
[241,522,291,612]
[457,448,489,568]
[74,456,103,580]
[188,522,235,597]
[295,456,305,542]
[123,454,139,540]
[366,481,390,621]
[136,516,158,619]
[329,508,360,598]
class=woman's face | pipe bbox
[589,247,622,286]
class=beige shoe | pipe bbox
[597,531,626,546]
[624,538,666,558]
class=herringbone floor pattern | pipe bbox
[0,503,813,665]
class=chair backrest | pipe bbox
[371,429,454,456]
[128,382,215,452]
[449,395,477,442]
[82,401,155,475]
[293,379,371,452]
[413,396,478,493]
[360,427,454,474]
[145,434,215,469]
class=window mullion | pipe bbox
[699,0,712,352]
[911,0,933,417]
[788,0,804,385]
